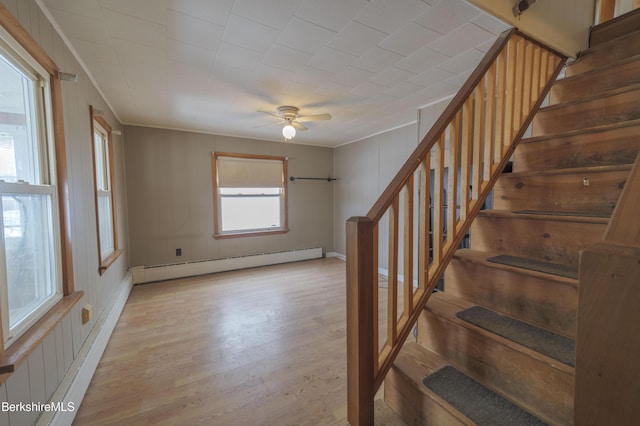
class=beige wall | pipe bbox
[468,0,594,57]
[0,1,129,424]
[124,126,334,267]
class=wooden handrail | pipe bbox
[603,151,640,243]
[346,28,566,425]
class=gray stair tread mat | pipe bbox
[456,305,575,367]
[514,209,610,218]
[423,366,547,426]
[486,254,578,279]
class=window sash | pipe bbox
[0,181,62,346]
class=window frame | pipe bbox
[0,3,80,375]
[212,152,289,239]
[90,106,121,274]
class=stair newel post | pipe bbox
[346,216,376,425]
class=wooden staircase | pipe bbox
[382,13,640,426]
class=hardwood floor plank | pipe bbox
[74,258,401,425]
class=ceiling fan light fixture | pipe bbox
[282,124,296,140]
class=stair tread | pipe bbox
[486,254,578,280]
[453,248,578,286]
[425,292,575,374]
[479,209,610,224]
[589,7,640,47]
[520,117,640,145]
[423,365,546,426]
[558,52,640,85]
[392,342,475,425]
[456,305,576,366]
[500,163,632,178]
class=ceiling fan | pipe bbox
[258,106,332,140]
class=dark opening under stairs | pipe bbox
[382,12,640,426]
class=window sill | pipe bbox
[98,249,123,275]
[0,291,84,380]
[214,229,289,240]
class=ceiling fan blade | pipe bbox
[258,110,283,119]
[291,121,308,131]
[253,119,284,128]
[297,113,332,122]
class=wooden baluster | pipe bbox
[372,223,379,373]
[484,60,497,182]
[433,134,445,267]
[522,42,534,118]
[495,48,507,169]
[387,197,399,348]
[418,156,430,301]
[473,80,485,202]
[447,116,460,247]
[459,96,472,223]
[512,37,525,140]
[503,37,517,154]
[346,217,376,426]
[539,51,549,92]
[403,176,414,325]
[531,46,542,106]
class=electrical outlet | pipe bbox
[176,248,182,256]
[82,304,92,325]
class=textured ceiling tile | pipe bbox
[307,47,356,73]
[369,66,416,88]
[222,14,280,53]
[355,0,429,35]
[408,66,454,87]
[413,0,481,35]
[290,65,334,86]
[429,23,495,57]
[214,41,264,71]
[350,80,387,97]
[69,38,119,64]
[167,0,234,26]
[231,0,302,30]
[166,39,215,70]
[112,39,166,67]
[331,66,375,87]
[351,47,404,73]
[49,9,112,45]
[43,0,102,18]
[276,17,336,55]
[472,12,510,35]
[438,48,484,74]
[378,22,440,56]
[384,81,424,98]
[101,8,165,49]
[166,10,224,51]
[395,47,449,73]
[98,0,166,24]
[262,44,313,73]
[418,81,455,100]
[328,21,387,56]
[295,0,368,32]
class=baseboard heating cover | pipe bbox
[131,247,323,284]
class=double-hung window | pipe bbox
[90,107,120,273]
[212,152,288,238]
[0,28,62,347]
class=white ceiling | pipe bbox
[39,0,509,147]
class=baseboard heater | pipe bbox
[131,247,323,284]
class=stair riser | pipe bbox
[566,35,640,77]
[514,126,640,173]
[417,309,574,425]
[470,216,607,267]
[493,169,628,216]
[589,9,640,48]
[384,373,471,426]
[445,257,577,338]
[551,58,640,104]
[533,89,640,135]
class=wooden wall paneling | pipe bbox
[54,324,64,383]
[61,315,73,373]
[15,0,30,31]
[0,381,8,426]
[27,345,46,409]
[42,332,59,401]
[71,302,83,358]
[6,363,34,425]
[37,5,53,55]
[2,0,18,18]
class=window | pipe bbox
[90,107,120,273]
[0,27,62,347]
[212,152,288,238]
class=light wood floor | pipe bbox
[74,258,407,425]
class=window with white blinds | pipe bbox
[213,152,288,238]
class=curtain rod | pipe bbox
[289,176,336,182]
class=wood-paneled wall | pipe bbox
[0,1,130,424]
